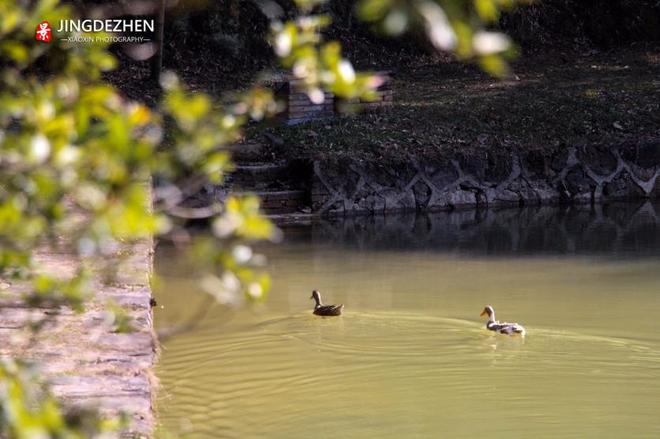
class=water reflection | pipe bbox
[297,201,660,256]
[155,202,660,438]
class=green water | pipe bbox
[154,204,660,438]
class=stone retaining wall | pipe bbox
[311,143,660,216]
[0,239,156,437]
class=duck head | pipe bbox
[480,305,495,321]
[310,290,322,306]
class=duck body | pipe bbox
[481,305,526,336]
[310,290,343,316]
[486,320,526,336]
[313,304,344,316]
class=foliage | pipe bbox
[158,0,660,90]
[270,5,383,102]
[0,0,382,435]
[502,0,660,48]
[356,0,526,75]
[0,359,123,439]
[161,0,530,79]
[0,0,537,435]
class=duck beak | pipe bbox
[480,310,487,316]
[309,295,313,300]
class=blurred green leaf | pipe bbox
[356,0,523,76]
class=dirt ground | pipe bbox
[263,44,660,163]
[106,43,660,164]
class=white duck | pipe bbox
[480,305,526,336]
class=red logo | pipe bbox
[35,21,52,43]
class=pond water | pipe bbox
[154,203,660,438]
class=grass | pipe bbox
[260,45,660,163]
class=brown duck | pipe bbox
[310,290,344,316]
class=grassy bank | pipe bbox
[261,46,660,164]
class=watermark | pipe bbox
[57,19,154,33]
[35,18,154,44]
[62,35,152,44]
[35,21,52,43]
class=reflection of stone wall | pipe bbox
[311,144,660,216]
[306,202,660,257]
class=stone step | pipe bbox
[229,162,290,188]
[237,181,301,191]
[234,162,287,172]
[233,190,307,214]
